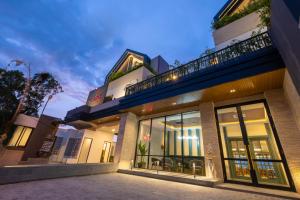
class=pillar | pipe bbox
[114,112,139,169]
[199,102,224,180]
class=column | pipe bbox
[114,112,139,169]
[265,89,300,192]
[199,102,224,180]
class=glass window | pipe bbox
[149,117,165,169]
[240,103,289,187]
[52,137,64,155]
[182,111,205,175]
[216,102,291,188]
[135,120,151,168]
[64,138,82,158]
[8,126,32,147]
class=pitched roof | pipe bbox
[104,49,151,83]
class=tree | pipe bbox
[23,72,63,116]
[0,67,63,143]
[0,69,25,134]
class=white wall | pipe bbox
[50,129,83,163]
[51,128,115,164]
[213,12,266,50]
[83,129,115,163]
[106,67,153,99]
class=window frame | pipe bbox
[7,126,33,148]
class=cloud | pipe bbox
[0,0,226,119]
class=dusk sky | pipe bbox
[0,0,227,119]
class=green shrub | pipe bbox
[108,63,157,82]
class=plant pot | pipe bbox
[138,162,146,168]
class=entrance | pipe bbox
[78,137,93,163]
[215,100,295,191]
[100,141,111,163]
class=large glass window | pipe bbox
[8,126,32,147]
[135,120,151,168]
[216,101,293,189]
[135,111,205,176]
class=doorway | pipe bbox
[100,141,111,163]
[215,100,295,191]
[78,137,93,163]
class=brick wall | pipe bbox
[265,89,300,192]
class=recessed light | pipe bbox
[230,89,236,93]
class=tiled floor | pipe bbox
[0,173,295,200]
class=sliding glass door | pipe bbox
[216,101,294,190]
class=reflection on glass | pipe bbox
[217,102,290,187]
[224,160,251,182]
[182,111,204,175]
[135,111,205,176]
[217,107,250,182]
[241,103,289,187]
[135,120,151,168]
[166,114,182,172]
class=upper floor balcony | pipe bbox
[125,31,272,96]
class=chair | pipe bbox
[189,159,205,176]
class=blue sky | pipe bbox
[0,0,227,119]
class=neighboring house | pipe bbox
[50,127,118,164]
[0,114,59,166]
[64,0,300,193]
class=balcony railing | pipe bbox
[125,31,272,96]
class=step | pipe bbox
[118,169,222,187]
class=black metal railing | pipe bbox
[125,31,272,96]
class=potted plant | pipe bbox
[137,141,147,168]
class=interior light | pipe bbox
[172,102,177,105]
[172,75,177,80]
[230,89,236,93]
[112,129,115,132]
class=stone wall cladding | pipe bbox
[115,112,138,169]
[199,102,224,179]
[265,89,300,192]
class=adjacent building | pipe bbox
[0,114,59,166]
[64,0,300,193]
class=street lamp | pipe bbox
[0,60,31,144]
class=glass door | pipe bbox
[216,101,294,190]
[100,141,112,163]
[78,138,93,163]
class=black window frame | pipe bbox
[214,99,296,192]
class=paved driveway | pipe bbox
[0,173,287,200]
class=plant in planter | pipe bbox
[137,141,147,168]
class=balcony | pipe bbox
[125,32,272,96]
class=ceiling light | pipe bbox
[112,129,115,132]
[230,89,236,93]
[142,109,145,112]
[172,102,177,105]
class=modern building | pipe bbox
[64,0,300,193]
[0,114,59,166]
